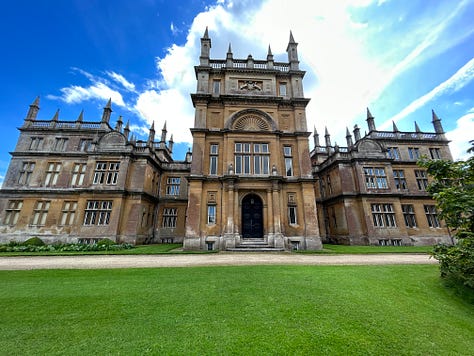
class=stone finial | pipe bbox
[168,134,174,153]
[346,127,353,147]
[286,30,299,70]
[76,110,84,122]
[51,109,59,122]
[432,109,444,134]
[366,107,376,131]
[392,120,399,132]
[101,98,112,123]
[123,120,130,140]
[313,126,320,147]
[414,121,421,133]
[272,164,278,176]
[25,96,40,121]
[324,126,331,147]
[115,115,123,131]
[353,124,361,141]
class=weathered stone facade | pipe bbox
[0,30,451,249]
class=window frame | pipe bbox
[371,203,397,228]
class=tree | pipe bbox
[418,140,474,288]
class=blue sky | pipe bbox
[1,0,473,187]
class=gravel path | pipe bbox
[0,253,437,270]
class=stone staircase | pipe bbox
[226,238,286,252]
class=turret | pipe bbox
[313,126,320,147]
[168,134,174,153]
[226,43,233,67]
[353,124,361,141]
[267,45,274,69]
[366,107,376,132]
[432,109,444,134]
[286,31,300,70]
[101,98,112,124]
[346,127,353,147]
[76,110,84,122]
[392,120,399,132]
[148,121,155,145]
[25,96,40,121]
[115,115,123,132]
[199,27,211,66]
[123,120,130,140]
[414,121,421,133]
[324,127,331,147]
[51,109,59,122]
[160,121,167,148]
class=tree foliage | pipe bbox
[418,140,474,288]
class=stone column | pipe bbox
[272,179,284,248]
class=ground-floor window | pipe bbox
[379,239,402,246]
[31,200,51,226]
[84,200,113,225]
[60,201,78,225]
[162,208,178,228]
[3,200,23,225]
[207,205,216,224]
[288,206,297,225]
[402,204,417,228]
[371,203,396,227]
[424,205,441,228]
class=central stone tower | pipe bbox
[184,28,322,251]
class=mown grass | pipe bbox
[0,243,433,256]
[1,265,472,355]
[319,244,434,254]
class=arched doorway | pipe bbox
[241,194,263,239]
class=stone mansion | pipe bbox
[0,30,452,250]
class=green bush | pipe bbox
[22,237,45,246]
[97,238,116,246]
[432,236,474,289]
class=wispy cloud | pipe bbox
[106,71,136,92]
[381,57,474,129]
[48,68,127,107]
[0,174,4,188]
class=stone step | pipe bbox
[226,247,286,252]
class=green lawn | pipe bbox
[320,244,434,254]
[1,265,473,355]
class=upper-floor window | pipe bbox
[71,163,87,186]
[166,177,181,195]
[213,80,221,95]
[371,203,396,227]
[93,162,120,185]
[78,139,92,152]
[18,161,35,185]
[364,167,388,189]
[54,138,68,151]
[415,170,429,190]
[284,146,293,176]
[29,137,43,150]
[209,144,218,175]
[393,170,407,190]
[235,143,270,175]
[84,200,113,225]
[408,147,420,160]
[44,162,62,186]
[387,147,400,160]
[31,200,51,226]
[327,175,332,194]
[429,148,441,159]
[3,200,23,225]
[279,83,287,96]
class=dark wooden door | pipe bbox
[241,194,263,239]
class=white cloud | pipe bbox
[446,110,474,161]
[106,71,136,92]
[380,57,474,129]
[0,174,4,188]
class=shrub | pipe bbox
[97,238,116,246]
[22,237,45,246]
[432,237,474,289]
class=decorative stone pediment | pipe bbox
[97,131,127,150]
[225,109,276,131]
